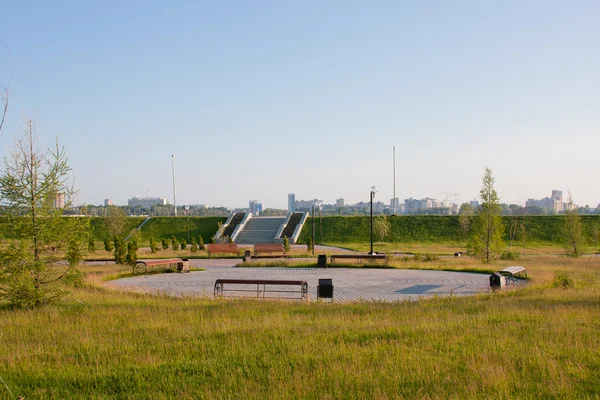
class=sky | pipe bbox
[0,1,599,209]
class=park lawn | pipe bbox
[326,241,568,256]
[1,258,599,398]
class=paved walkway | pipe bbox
[108,259,491,302]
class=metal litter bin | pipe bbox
[318,254,327,268]
[243,250,251,263]
[178,259,190,273]
[489,272,505,290]
[317,278,334,299]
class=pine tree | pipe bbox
[149,236,158,254]
[198,236,206,250]
[104,237,114,252]
[161,238,168,250]
[0,121,89,307]
[190,237,198,253]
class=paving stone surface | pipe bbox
[108,259,492,302]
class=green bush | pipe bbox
[422,254,439,262]
[500,251,520,260]
[149,236,158,254]
[198,236,206,250]
[553,273,574,289]
[161,238,168,250]
[103,237,114,252]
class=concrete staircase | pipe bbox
[235,216,285,244]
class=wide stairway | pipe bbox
[235,216,285,244]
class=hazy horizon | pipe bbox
[1,1,598,209]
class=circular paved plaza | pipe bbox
[108,259,491,302]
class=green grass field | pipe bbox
[1,256,599,398]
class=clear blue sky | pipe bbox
[1,1,599,209]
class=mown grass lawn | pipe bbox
[1,257,599,399]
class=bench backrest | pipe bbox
[255,243,284,253]
[207,243,239,254]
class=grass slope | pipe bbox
[298,215,600,246]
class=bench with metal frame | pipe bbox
[207,243,239,257]
[133,258,189,274]
[214,279,308,300]
[497,266,527,285]
[254,243,287,259]
[330,253,388,265]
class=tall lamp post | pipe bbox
[171,154,177,217]
[185,206,190,241]
[370,186,377,255]
[318,201,323,244]
[311,204,315,255]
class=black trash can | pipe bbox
[317,278,334,299]
[489,272,505,290]
[243,250,251,263]
[318,254,327,268]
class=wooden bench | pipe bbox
[207,243,239,257]
[133,258,189,274]
[83,258,115,264]
[254,243,287,258]
[214,279,308,300]
[330,253,388,265]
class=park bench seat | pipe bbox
[207,243,239,256]
[214,279,308,300]
[330,253,388,265]
[254,243,287,258]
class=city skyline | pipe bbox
[1,2,598,209]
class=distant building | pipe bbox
[128,196,168,208]
[390,198,400,210]
[295,199,323,211]
[336,198,344,208]
[526,190,564,213]
[249,200,262,216]
[288,193,295,212]
[469,200,480,208]
[54,193,65,209]
[104,199,113,206]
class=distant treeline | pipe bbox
[297,215,600,245]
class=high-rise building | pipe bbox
[104,199,112,206]
[249,200,262,215]
[551,190,563,212]
[54,193,65,209]
[390,198,400,209]
[336,198,344,208]
[288,193,296,212]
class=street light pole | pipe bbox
[311,205,315,255]
[393,146,396,216]
[318,201,323,244]
[370,186,377,255]
[185,206,190,241]
[171,154,177,217]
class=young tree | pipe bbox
[190,237,198,253]
[88,237,95,252]
[458,203,474,243]
[171,236,177,250]
[592,222,599,256]
[283,236,291,253]
[104,237,114,252]
[198,236,205,250]
[161,238,168,250]
[179,239,186,251]
[307,237,313,252]
[468,167,504,263]
[149,236,158,254]
[105,206,126,239]
[0,40,10,133]
[0,120,89,307]
[507,212,526,254]
[125,241,137,266]
[373,215,391,243]
[564,195,584,258]
[113,237,126,265]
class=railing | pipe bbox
[231,212,252,242]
